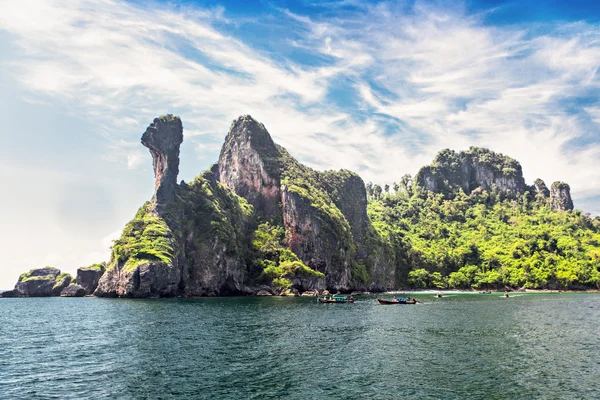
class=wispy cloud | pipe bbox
[1,0,599,206]
[127,152,144,170]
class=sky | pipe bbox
[0,0,599,288]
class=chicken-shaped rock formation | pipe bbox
[141,114,183,214]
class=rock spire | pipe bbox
[141,114,183,213]
[550,181,574,211]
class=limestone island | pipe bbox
[3,114,599,298]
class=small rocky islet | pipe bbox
[3,264,105,297]
[3,114,598,298]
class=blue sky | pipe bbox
[1,0,600,288]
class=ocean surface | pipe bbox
[1,292,599,399]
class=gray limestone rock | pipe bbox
[60,285,87,297]
[550,181,574,211]
[141,114,183,214]
[12,267,72,297]
[76,263,106,295]
[217,115,281,219]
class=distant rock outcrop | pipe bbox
[76,263,106,295]
[415,147,526,197]
[96,260,180,298]
[12,267,72,297]
[534,178,550,198]
[141,114,183,214]
[60,284,86,297]
[550,181,574,211]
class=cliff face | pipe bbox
[550,181,574,211]
[96,260,180,298]
[215,116,393,292]
[320,170,370,255]
[95,119,258,298]
[170,170,254,296]
[281,184,351,290]
[76,263,105,295]
[60,285,87,297]
[415,147,526,197]
[217,115,281,219]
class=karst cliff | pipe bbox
[93,114,395,297]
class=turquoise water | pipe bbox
[1,293,599,399]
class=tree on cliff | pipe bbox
[400,174,413,196]
[373,184,383,200]
[365,182,374,200]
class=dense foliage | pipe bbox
[368,188,600,290]
[250,222,324,288]
[107,127,599,293]
[53,272,73,290]
[110,203,176,272]
[278,147,354,242]
[170,171,254,255]
[79,262,106,272]
[19,267,60,282]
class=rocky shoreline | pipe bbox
[2,264,105,298]
[3,276,598,298]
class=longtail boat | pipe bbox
[318,295,355,304]
[376,297,418,305]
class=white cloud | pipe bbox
[127,152,144,170]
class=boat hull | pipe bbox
[376,298,418,305]
[318,298,355,304]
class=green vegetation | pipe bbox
[79,262,106,272]
[104,126,598,293]
[221,118,386,287]
[53,273,73,290]
[109,168,254,278]
[19,267,59,283]
[278,148,355,250]
[157,114,180,122]
[251,222,324,288]
[170,170,254,259]
[110,203,176,272]
[368,187,600,290]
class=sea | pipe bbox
[1,292,598,399]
